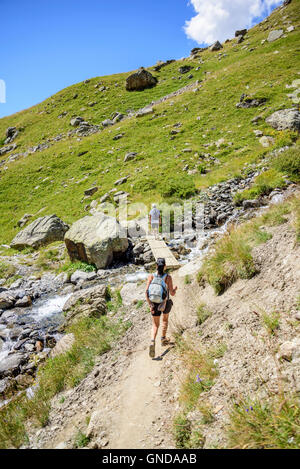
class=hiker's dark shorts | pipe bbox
[151,299,173,317]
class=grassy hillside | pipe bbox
[0,0,299,246]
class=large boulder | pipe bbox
[5,127,19,144]
[267,30,283,42]
[0,291,16,309]
[235,29,247,37]
[62,284,107,327]
[266,108,300,132]
[64,213,128,269]
[50,333,75,358]
[0,353,27,378]
[210,41,223,51]
[126,67,157,91]
[11,215,69,250]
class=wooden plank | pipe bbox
[146,237,180,269]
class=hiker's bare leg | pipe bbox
[151,315,160,341]
[162,313,169,338]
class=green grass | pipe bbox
[0,261,16,280]
[0,315,130,449]
[173,336,221,448]
[73,430,90,448]
[197,193,300,294]
[196,303,212,325]
[61,260,97,274]
[184,275,191,285]
[106,287,123,313]
[233,169,286,205]
[272,144,300,183]
[261,311,280,335]
[0,2,299,245]
[227,395,300,449]
[197,220,269,295]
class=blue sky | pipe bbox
[0,0,281,118]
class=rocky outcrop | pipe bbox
[266,108,300,132]
[0,353,27,379]
[0,143,17,156]
[5,127,19,144]
[50,333,75,358]
[11,215,69,250]
[178,65,193,74]
[126,68,157,91]
[0,291,16,309]
[17,213,33,228]
[153,59,175,72]
[267,30,284,42]
[62,284,107,327]
[64,213,128,269]
[235,29,247,37]
[236,94,267,109]
[70,117,84,127]
[210,41,223,51]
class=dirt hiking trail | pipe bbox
[106,270,198,449]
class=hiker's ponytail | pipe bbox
[157,264,164,276]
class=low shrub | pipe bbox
[272,145,300,182]
[227,396,300,449]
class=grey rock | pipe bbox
[15,296,32,308]
[10,278,23,289]
[70,117,84,127]
[124,152,138,162]
[259,136,275,147]
[0,353,26,378]
[70,270,97,284]
[114,176,128,186]
[236,94,267,109]
[84,187,98,197]
[64,213,128,269]
[62,285,108,327]
[51,333,75,358]
[17,213,33,228]
[242,199,261,209]
[235,29,247,37]
[278,339,300,361]
[102,119,114,127]
[210,41,223,51]
[136,107,154,117]
[267,30,284,42]
[11,215,69,250]
[266,108,300,132]
[0,291,16,309]
[112,112,124,123]
[0,143,17,156]
[126,67,157,91]
[178,65,193,74]
[153,59,175,71]
[5,127,18,144]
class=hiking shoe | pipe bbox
[149,342,155,358]
[161,337,171,346]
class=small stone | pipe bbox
[259,136,274,147]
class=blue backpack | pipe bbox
[148,274,168,304]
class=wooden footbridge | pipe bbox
[146,236,180,270]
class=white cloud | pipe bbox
[184,0,282,45]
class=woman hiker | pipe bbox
[145,257,178,358]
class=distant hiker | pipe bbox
[145,258,178,358]
[149,203,161,238]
